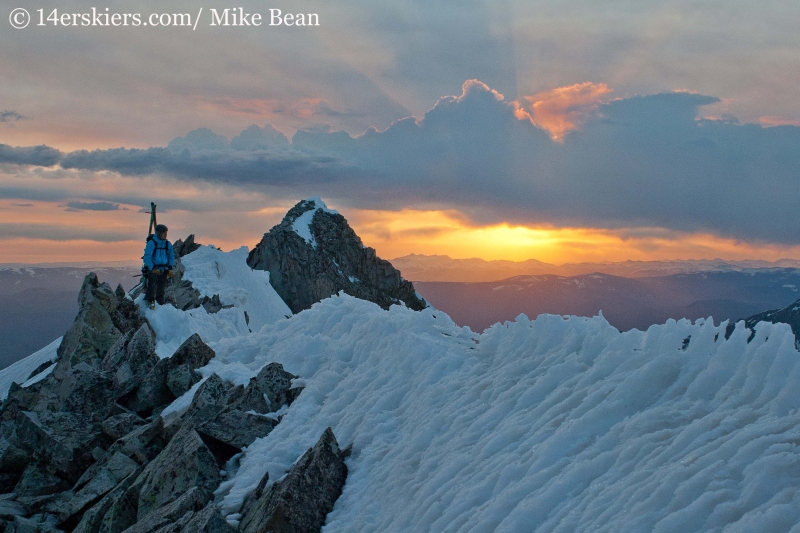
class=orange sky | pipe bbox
[2,200,800,265]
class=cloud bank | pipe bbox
[4,80,800,245]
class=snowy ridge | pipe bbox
[290,196,339,248]
[137,245,291,358]
[0,337,60,400]
[183,288,799,532]
[152,248,800,531]
[6,242,800,531]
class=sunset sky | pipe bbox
[2,0,799,264]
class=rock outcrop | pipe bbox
[247,198,427,313]
[239,428,350,533]
[1,244,352,531]
[739,297,800,346]
[173,234,201,259]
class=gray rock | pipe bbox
[247,199,427,313]
[121,335,216,417]
[0,498,28,520]
[13,463,69,498]
[119,362,173,417]
[55,273,143,371]
[65,452,139,519]
[197,410,277,450]
[102,414,147,442]
[29,363,118,421]
[98,485,139,533]
[165,335,216,398]
[133,426,221,520]
[239,428,349,533]
[6,514,59,532]
[12,411,107,482]
[160,259,231,315]
[180,374,232,428]
[232,363,301,415]
[0,437,30,476]
[117,418,169,465]
[119,487,205,533]
[73,466,142,533]
[172,235,201,258]
[180,504,236,533]
[102,324,159,399]
[12,492,72,521]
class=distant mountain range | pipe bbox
[6,255,800,368]
[391,254,800,282]
[414,269,800,333]
[0,266,140,368]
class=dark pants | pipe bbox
[145,270,169,305]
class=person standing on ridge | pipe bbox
[143,223,175,309]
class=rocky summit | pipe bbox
[247,198,427,314]
[0,237,348,532]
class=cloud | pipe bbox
[523,82,613,140]
[4,81,800,246]
[0,110,27,123]
[59,143,353,185]
[65,201,122,211]
[230,125,289,150]
[0,144,62,166]
[312,101,367,119]
[0,223,139,242]
[760,116,800,127]
[10,203,33,207]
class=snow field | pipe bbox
[0,337,60,400]
[199,288,800,532]
[139,246,291,358]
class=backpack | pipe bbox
[141,235,170,273]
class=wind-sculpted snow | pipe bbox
[171,290,800,533]
[38,243,794,532]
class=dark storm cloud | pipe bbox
[5,82,800,244]
[0,144,62,166]
[59,136,354,186]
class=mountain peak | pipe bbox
[249,198,426,313]
[282,198,340,248]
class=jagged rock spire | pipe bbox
[247,198,427,313]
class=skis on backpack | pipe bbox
[126,202,157,299]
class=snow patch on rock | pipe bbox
[138,245,291,358]
[290,197,339,248]
[0,337,60,399]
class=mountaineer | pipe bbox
[143,223,175,309]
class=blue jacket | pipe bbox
[144,235,175,270]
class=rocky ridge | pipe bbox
[130,234,233,314]
[0,239,349,532]
[247,198,426,314]
[738,297,800,347]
